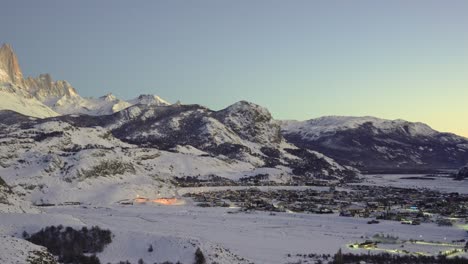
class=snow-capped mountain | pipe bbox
[109,101,283,151]
[0,44,60,118]
[0,106,356,211]
[3,41,468,184]
[128,94,170,106]
[281,116,468,172]
[0,43,169,117]
[281,116,438,140]
[0,43,356,213]
[46,92,133,116]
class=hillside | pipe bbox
[282,116,468,172]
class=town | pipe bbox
[182,184,468,226]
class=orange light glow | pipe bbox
[152,198,180,205]
[133,196,183,205]
[134,197,149,203]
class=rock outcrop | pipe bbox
[0,44,23,85]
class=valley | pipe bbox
[1,42,468,263]
[2,175,468,264]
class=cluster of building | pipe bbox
[183,185,468,224]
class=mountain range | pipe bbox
[0,44,169,117]
[281,116,468,173]
[1,43,468,211]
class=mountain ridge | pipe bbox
[281,116,468,172]
[281,115,465,139]
[0,43,170,117]
[1,42,467,175]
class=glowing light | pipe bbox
[133,196,184,205]
[152,198,180,205]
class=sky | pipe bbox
[1,0,467,136]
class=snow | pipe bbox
[0,190,39,213]
[128,94,171,106]
[0,90,58,118]
[0,119,467,263]
[1,45,172,117]
[172,145,209,156]
[50,94,132,116]
[0,236,54,264]
[220,100,282,146]
[223,101,271,119]
[1,204,467,264]
[46,93,170,116]
[281,116,438,140]
[0,118,310,206]
[199,116,245,146]
[1,74,170,117]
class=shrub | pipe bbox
[194,247,206,264]
[77,160,135,179]
[27,225,112,264]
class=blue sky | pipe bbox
[1,0,467,136]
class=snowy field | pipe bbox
[2,174,468,263]
[1,202,468,264]
[356,174,468,194]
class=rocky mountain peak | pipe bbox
[0,43,24,85]
[101,93,118,102]
[25,73,79,100]
[214,101,282,145]
[222,101,272,120]
[129,94,171,106]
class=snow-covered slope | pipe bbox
[0,172,38,213]
[108,102,356,180]
[0,236,57,264]
[0,104,356,207]
[282,116,468,172]
[281,116,438,140]
[47,92,132,116]
[0,88,59,118]
[214,101,282,145]
[128,94,170,106]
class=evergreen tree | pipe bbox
[333,248,343,264]
[194,247,206,264]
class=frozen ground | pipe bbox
[2,174,468,263]
[1,202,468,264]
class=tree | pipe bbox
[333,248,343,264]
[194,247,206,264]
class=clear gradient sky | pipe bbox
[1,1,467,136]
